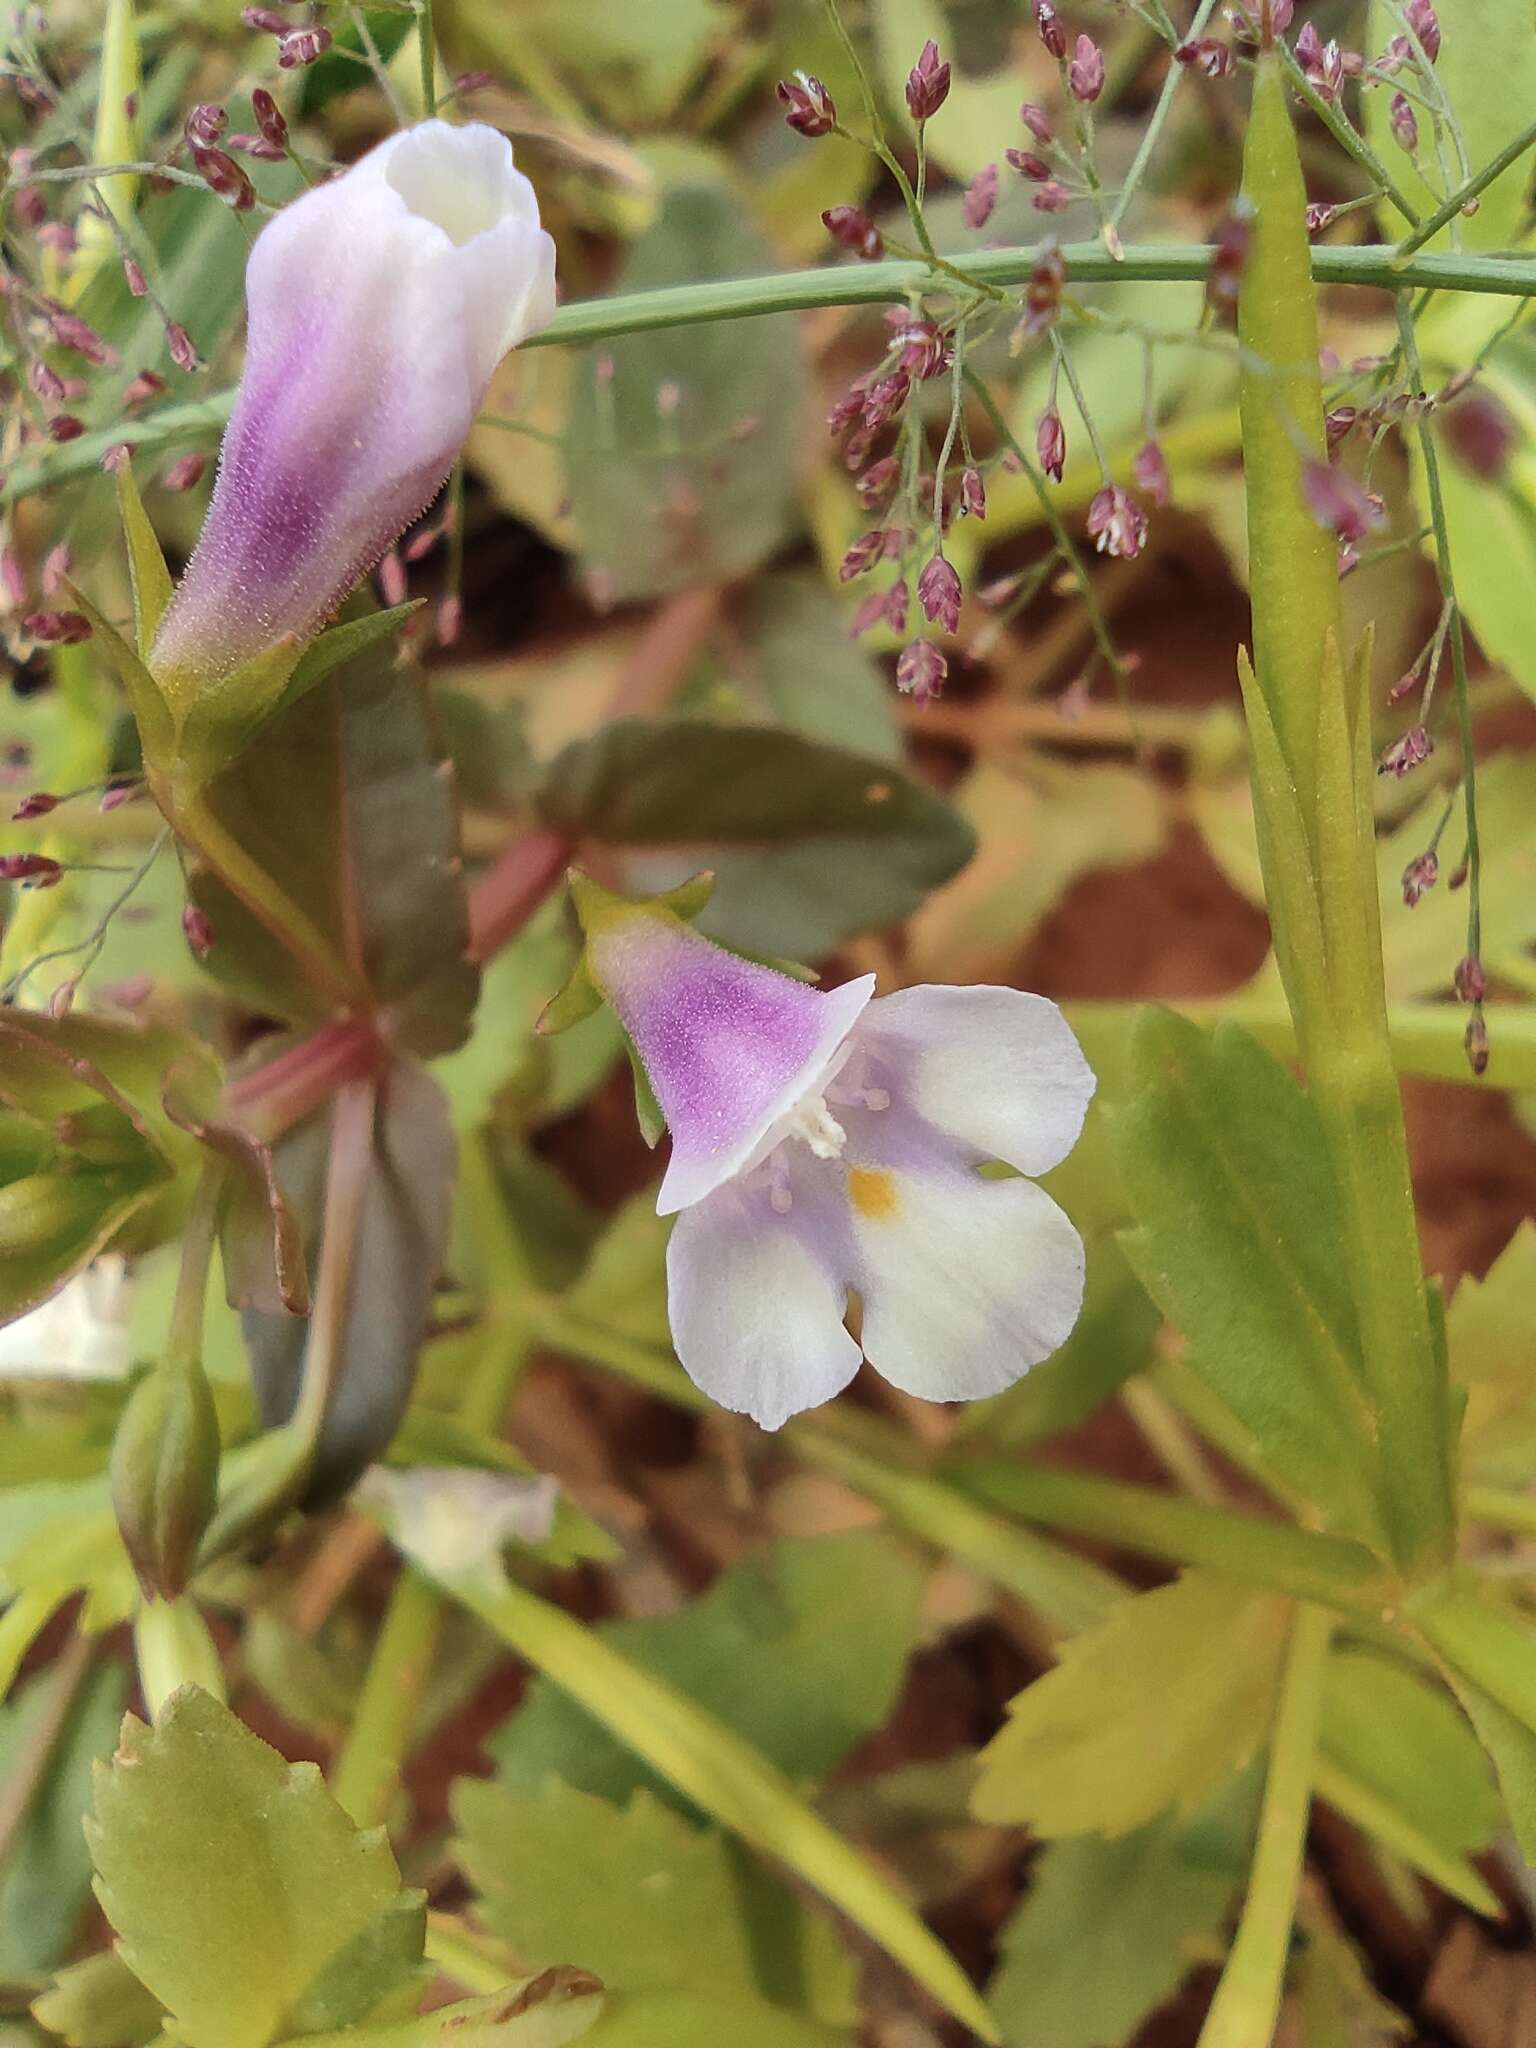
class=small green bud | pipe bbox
[110,1356,221,1599]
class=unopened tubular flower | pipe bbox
[571,881,1093,1430]
[150,122,556,690]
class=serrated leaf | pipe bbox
[1114,1011,1385,1542]
[31,1949,166,2048]
[563,174,803,601]
[457,1781,761,1999]
[85,1687,419,2048]
[972,1572,1291,1837]
[987,1775,1256,2048]
[537,719,975,958]
[280,1894,428,2035]
[488,1530,926,1806]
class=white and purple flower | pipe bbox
[150,120,556,688]
[573,879,1095,1431]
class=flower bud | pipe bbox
[21,611,91,645]
[906,40,951,121]
[1032,181,1073,213]
[194,145,256,211]
[12,791,60,820]
[1376,725,1433,777]
[1007,148,1053,181]
[960,467,987,519]
[1020,101,1054,143]
[822,205,883,259]
[1132,439,1170,508]
[1068,35,1105,102]
[250,85,289,153]
[776,72,836,137]
[962,164,999,228]
[1036,408,1067,480]
[1400,851,1438,905]
[917,555,962,633]
[1454,955,1487,1004]
[149,123,556,691]
[1405,0,1440,60]
[1389,93,1418,151]
[1086,485,1148,559]
[110,1356,221,1599]
[1176,38,1232,76]
[896,638,948,703]
[1302,459,1384,544]
[839,530,887,582]
[1034,1,1067,58]
[277,25,331,66]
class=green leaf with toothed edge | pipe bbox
[84,1686,424,2048]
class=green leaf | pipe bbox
[987,1776,1256,2048]
[488,1531,926,1806]
[188,635,478,1054]
[85,1687,422,2048]
[1114,1012,1384,1543]
[457,1781,762,1999]
[31,1950,167,2048]
[1364,0,1536,251]
[563,171,805,602]
[0,1476,135,1633]
[1447,1220,1536,1484]
[972,1572,1291,1836]
[1440,1668,1536,1866]
[244,1057,456,1505]
[561,1194,672,1354]
[719,576,900,764]
[0,1658,127,1977]
[280,1895,428,2035]
[1286,1913,1410,2048]
[536,719,975,957]
[407,1559,998,2042]
[1319,1647,1502,1861]
[278,1974,605,2048]
[296,8,413,113]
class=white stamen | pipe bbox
[782,1094,847,1159]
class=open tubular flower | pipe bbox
[150,121,556,689]
[572,881,1095,1431]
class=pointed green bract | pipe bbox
[114,463,173,657]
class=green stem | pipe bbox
[1197,1603,1332,2048]
[416,0,434,115]
[1393,117,1536,262]
[293,1079,375,1449]
[1463,1485,1536,1541]
[132,1596,227,1717]
[1109,0,1223,231]
[1277,46,1423,230]
[1394,301,1482,978]
[530,1303,1386,1621]
[330,1568,445,1827]
[953,1462,1384,1614]
[167,1164,222,1368]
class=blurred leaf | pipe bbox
[31,1951,166,2048]
[244,1057,456,1505]
[972,1571,1290,1836]
[467,351,581,554]
[564,174,806,602]
[0,1659,127,1977]
[987,1775,1256,2048]
[457,1781,762,1999]
[1319,1648,1502,1859]
[1447,1220,1536,1485]
[86,1687,422,2048]
[1364,0,1536,252]
[281,1895,429,2035]
[0,1475,134,1632]
[433,690,537,815]
[1286,1913,1410,2048]
[191,638,478,1056]
[436,0,726,125]
[537,718,975,957]
[563,1193,672,1354]
[487,1530,926,1808]
[431,905,622,1135]
[1440,1667,1536,1864]
[1115,1013,1385,1543]
[908,760,1165,983]
[297,10,412,113]
[716,576,901,765]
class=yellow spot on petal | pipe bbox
[848,1166,899,1221]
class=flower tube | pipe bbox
[150,121,556,689]
[574,880,1095,1430]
